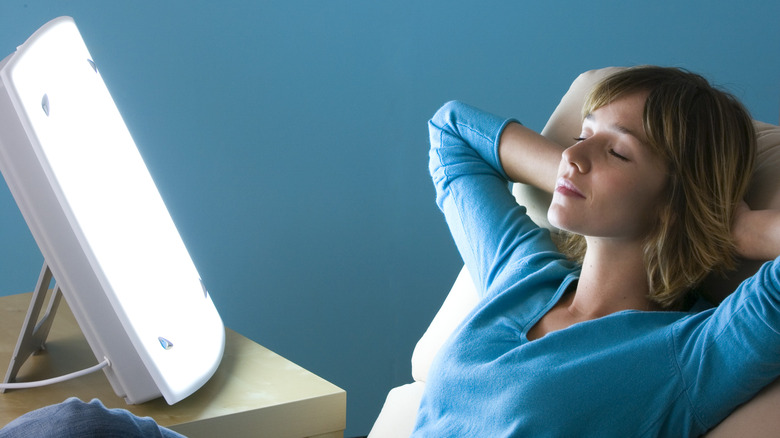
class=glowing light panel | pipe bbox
[0,17,224,404]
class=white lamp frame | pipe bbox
[0,16,224,404]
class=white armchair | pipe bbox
[369,68,780,437]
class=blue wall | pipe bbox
[1,1,778,435]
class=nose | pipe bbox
[562,139,591,174]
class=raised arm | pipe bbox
[497,122,563,193]
[428,101,562,295]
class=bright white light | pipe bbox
[0,17,224,404]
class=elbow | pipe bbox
[430,100,466,129]
[428,100,468,148]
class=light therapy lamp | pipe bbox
[0,17,224,404]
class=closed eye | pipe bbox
[609,149,629,161]
[573,137,629,161]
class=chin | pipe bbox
[547,210,588,236]
[546,207,571,232]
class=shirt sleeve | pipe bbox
[672,257,780,430]
[428,101,560,298]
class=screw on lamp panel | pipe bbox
[41,94,50,116]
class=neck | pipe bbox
[568,238,663,319]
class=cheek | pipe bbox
[618,177,667,227]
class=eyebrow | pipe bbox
[584,113,647,144]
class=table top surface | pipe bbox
[0,291,345,430]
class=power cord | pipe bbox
[0,357,110,390]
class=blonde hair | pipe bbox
[559,66,756,308]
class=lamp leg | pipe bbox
[1,262,63,392]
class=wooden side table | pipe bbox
[0,292,346,437]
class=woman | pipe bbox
[414,66,780,436]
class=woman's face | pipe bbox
[547,91,668,244]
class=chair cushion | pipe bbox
[704,377,780,437]
[411,267,478,382]
[749,120,780,209]
[367,382,426,438]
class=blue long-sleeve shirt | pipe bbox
[412,101,780,437]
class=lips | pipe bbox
[555,178,585,198]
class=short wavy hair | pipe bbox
[559,66,756,308]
